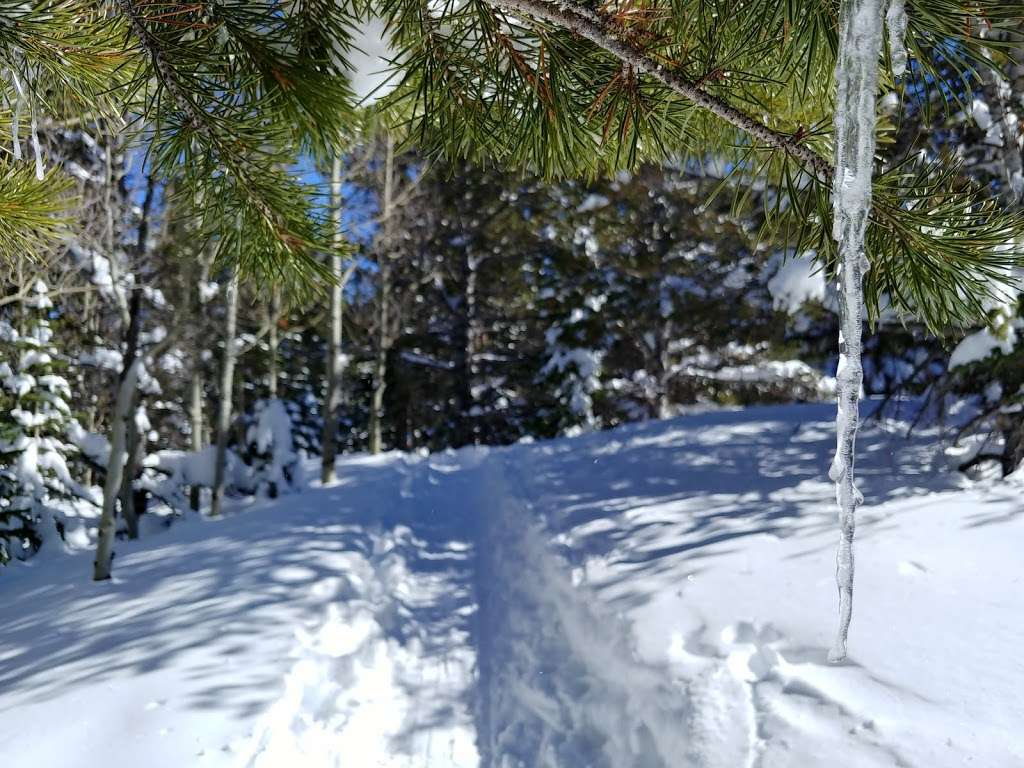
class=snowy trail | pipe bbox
[508,404,1024,767]
[243,451,485,767]
[473,454,695,768]
[243,448,702,768]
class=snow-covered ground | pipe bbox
[2,403,1022,767]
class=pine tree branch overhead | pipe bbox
[481,0,834,182]
[377,0,1024,330]
[110,0,356,289]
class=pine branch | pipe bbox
[114,0,295,249]
[482,0,834,181]
[0,161,71,262]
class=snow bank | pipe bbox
[766,251,826,312]
[3,405,1022,767]
[948,325,1017,368]
[343,18,400,105]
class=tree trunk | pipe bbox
[655,277,673,420]
[321,154,345,483]
[116,173,156,536]
[267,287,281,399]
[369,263,389,455]
[93,291,143,580]
[92,361,142,580]
[211,266,240,517]
[188,363,203,511]
[119,390,141,539]
[188,251,212,511]
[82,290,97,488]
[369,134,395,455]
[453,248,479,446]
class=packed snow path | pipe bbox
[1,404,1023,767]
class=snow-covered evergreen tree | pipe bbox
[0,282,92,563]
[243,399,302,498]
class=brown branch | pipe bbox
[486,0,834,182]
[0,284,102,309]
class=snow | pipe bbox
[344,18,400,106]
[79,347,124,371]
[541,345,604,423]
[27,279,52,308]
[145,445,221,488]
[948,324,1017,368]
[66,421,111,466]
[247,399,299,492]
[766,251,826,312]
[198,281,219,303]
[575,193,610,213]
[1,404,1022,767]
[972,98,993,131]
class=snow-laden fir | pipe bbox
[1,403,1022,767]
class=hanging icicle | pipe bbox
[828,0,884,664]
[28,99,43,181]
[886,0,909,77]
[8,55,44,176]
[30,103,44,180]
[10,66,25,161]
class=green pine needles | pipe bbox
[1,0,1023,329]
[377,0,1024,330]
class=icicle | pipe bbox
[886,0,909,77]
[30,105,43,180]
[828,0,884,664]
[10,68,25,161]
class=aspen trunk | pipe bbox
[93,290,143,579]
[188,252,212,511]
[368,260,389,455]
[321,154,345,483]
[119,389,141,539]
[188,363,203,511]
[211,267,240,517]
[267,287,281,399]
[92,362,142,580]
[368,134,395,455]
[113,171,155,537]
[453,249,479,446]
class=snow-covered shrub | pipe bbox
[140,444,250,512]
[942,296,1024,477]
[0,283,96,563]
[283,390,323,457]
[539,324,605,436]
[243,399,302,498]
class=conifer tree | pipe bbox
[0,282,91,562]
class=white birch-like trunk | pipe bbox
[321,154,345,483]
[188,363,204,511]
[369,134,395,455]
[267,287,281,399]
[189,252,212,511]
[828,0,884,663]
[93,360,142,581]
[119,392,141,539]
[211,267,240,517]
